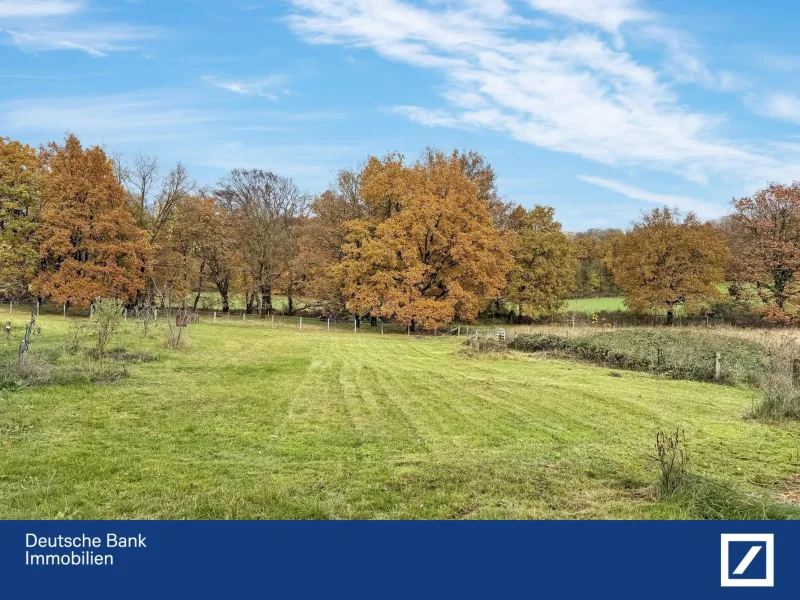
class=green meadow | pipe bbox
[1,312,798,519]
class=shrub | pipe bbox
[92,298,124,359]
[509,329,768,385]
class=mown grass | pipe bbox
[564,297,626,313]
[1,311,798,519]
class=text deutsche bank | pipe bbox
[25,533,147,566]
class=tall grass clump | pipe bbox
[510,328,768,385]
[648,428,800,519]
[751,334,800,420]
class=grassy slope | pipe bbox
[1,313,797,519]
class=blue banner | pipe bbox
[0,521,796,598]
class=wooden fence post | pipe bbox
[63,304,66,318]
[213,311,217,324]
[715,352,722,381]
[327,318,330,332]
[299,317,303,331]
[792,359,800,389]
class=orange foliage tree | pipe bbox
[338,151,512,330]
[33,135,151,307]
[611,207,728,324]
[728,183,800,323]
[0,138,42,299]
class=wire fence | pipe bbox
[0,300,785,335]
[0,301,496,337]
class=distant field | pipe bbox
[1,311,797,519]
[564,297,626,313]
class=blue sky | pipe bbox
[2,0,800,230]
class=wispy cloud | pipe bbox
[286,0,796,188]
[0,0,159,56]
[578,175,724,219]
[0,0,81,18]
[749,92,800,126]
[1,25,158,56]
[0,93,217,141]
[525,0,651,33]
[202,74,288,99]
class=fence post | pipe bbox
[124,308,127,322]
[63,303,66,318]
[792,360,800,389]
[9,300,12,314]
[36,301,40,316]
[327,318,330,332]
[213,311,217,324]
[243,312,246,322]
[299,317,303,331]
[407,325,410,336]
[271,315,275,328]
[381,323,384,334]
[354,319,357,334]
[154,309,158,320]
[715,352,722,381]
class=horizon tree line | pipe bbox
[1,134,799,327]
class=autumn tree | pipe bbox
[571,228,622,298]
[339,151,512,330]
[727,183,800,322]
[215,169,309,315]
[33,135,151,307]
[611,207,728,324]
[507,205,575,320]
[295,168,369,315]
[0,138,42,299]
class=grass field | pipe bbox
[564,297,626,313]
[1,313,798,519]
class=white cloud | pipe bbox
[578,175,724,219]
[751,92,800,126]
[525,0,651,33]
[286,0,795,188]
[0,0,80,18]
[0,0,158,56]
[2,25,158,56]
[202,75,288,99]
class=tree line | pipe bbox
[1,134,798,327]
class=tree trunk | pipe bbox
[246,292,255,314]
[287,279,294,315]
[410,320,416,333]
[518,302,524,324]
[260,287,272,316]
[216,279,230,313]
[666,309,674,326]
[355,314,361,329]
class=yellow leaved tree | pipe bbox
[339,151,512,331]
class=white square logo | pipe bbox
[720,534,774,587]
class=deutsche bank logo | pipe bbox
[720,534,774,587]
